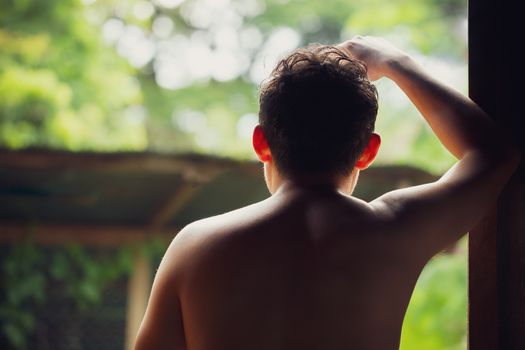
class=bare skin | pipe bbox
[134,37,520,350]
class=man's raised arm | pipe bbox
[339,36,520,259]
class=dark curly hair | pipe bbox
[258,43,378,177]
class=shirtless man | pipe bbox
[134,36,519,349]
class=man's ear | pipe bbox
[355,133,381,170]
[252,124,272,162]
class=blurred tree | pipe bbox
[0,0,466,172]
[401,242,468,350]
[0,0,146,151]
[0,238,167,349]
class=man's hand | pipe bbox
[338,36,408,81]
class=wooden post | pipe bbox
[468,1,525,349]
[125,253,151,350]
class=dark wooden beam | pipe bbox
[0,148,238,182]
[0,223,177,247]
[469,1,525,349]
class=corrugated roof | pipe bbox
[0,149,436,244]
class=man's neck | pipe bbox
[273,172,359,197]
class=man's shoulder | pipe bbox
[162,199,278,282]
[184,198,273,233]
[170,198,274,253]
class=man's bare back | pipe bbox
[134,37,519,350]
[174,187,427,349]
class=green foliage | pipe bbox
[401,241,467,350]
[344,0,465,55]
[408,125,457,172]
[0,242,45,349]
[141,78,259,154]
[0,67,71,148]
[48,245,133,310]
[0,0,145,151]
[0,238,166,350]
